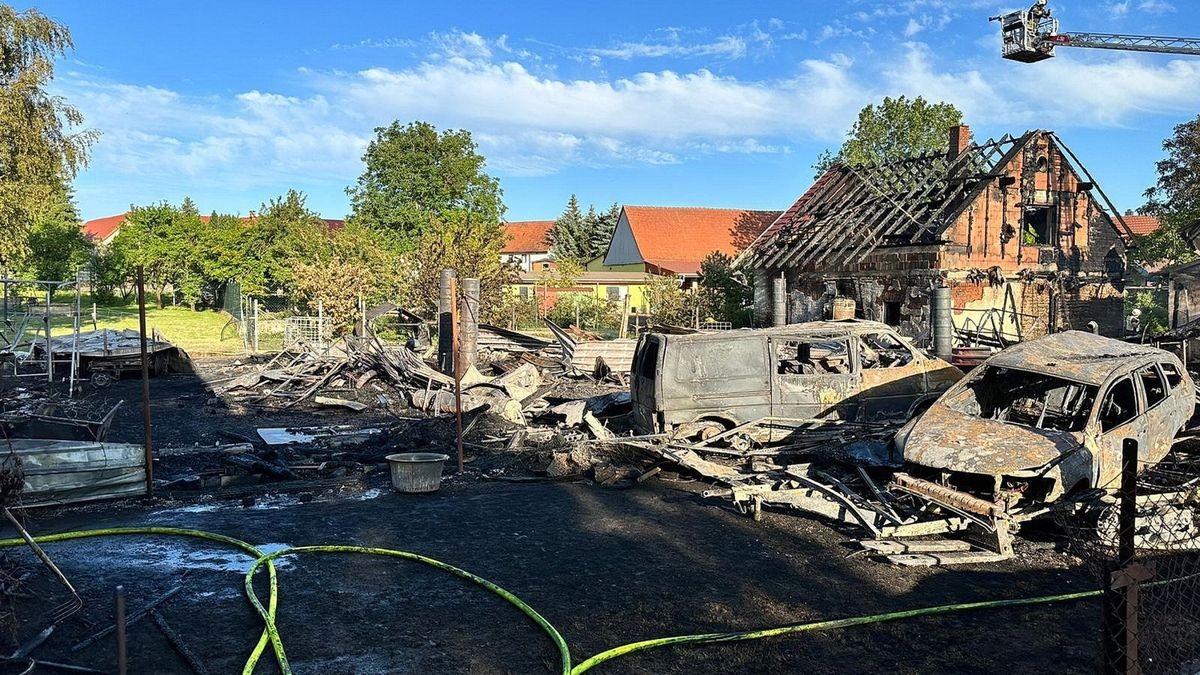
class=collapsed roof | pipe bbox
[752,130,1131,271]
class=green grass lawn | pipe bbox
[51,305,247,356]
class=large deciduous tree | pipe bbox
[22,188,89,282]
[1136,114,1200,268]
[812,95,963,178]
[347,121,503,247]
[0,5,97,266]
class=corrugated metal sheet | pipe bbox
[9,439,147,507]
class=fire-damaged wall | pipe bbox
[753,128,1128,344]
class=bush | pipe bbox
[547,293,621,334]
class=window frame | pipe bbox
[1097,375,1140,433]
[1135,363,1170,412]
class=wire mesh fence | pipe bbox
[1059,437,1200,674]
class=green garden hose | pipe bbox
[0,526,1120,674]
[0,527,287,674]
[241,545,572,675]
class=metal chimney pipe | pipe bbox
[772,276,788,327]
[438,268,457,374]
[458,278,480,371]
[931,285,954,360]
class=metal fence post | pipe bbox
[115,585,127,675]
[1105,438,1142,675]
[252,299,260,353]
[136,266,154,500]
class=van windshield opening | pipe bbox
[946,366,1097,433]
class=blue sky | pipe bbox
[18,0,1200,221]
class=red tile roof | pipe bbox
[82,213,127,241]
[503,220,554,253]
[82,212,344,241]
[622,206,781,275]
[1122,215,1161,237]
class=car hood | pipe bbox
[902,404,1084,476]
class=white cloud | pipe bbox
[586,34,747,60]
[904,18,924,37]
[1138,0,1175,13]
[884,42,1200,128]
[61,31,1200,199]
[1107,1,1131,18]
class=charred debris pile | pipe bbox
[174,323,653,492]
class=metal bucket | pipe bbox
[386,453,449,493]
[830,297,856,321]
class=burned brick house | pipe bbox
[749,126,1133,348]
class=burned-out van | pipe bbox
[631,320,963,442]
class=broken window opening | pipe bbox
[606,286,620,301]
[859,332,915,369]
[638,337,659,379]
[1138,365,1167,409]
[947,366,1096,433]
[1099,377,1138,432]
[1021,206,1054,246]
[776,339,851,375]
[1160,361,1183,390]
[883,301,902,327]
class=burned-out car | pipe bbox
[631,320,963,442]
[894,331,1195,519]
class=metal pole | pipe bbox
[317,300,324,353]
[1104,438,1141,675]
[451,278,464,474]
[115,585,127,675]
[70,283,80,396]
[44,285,52,383]
[136,266,154,499]
[1118,438,1140,674]
[252,299,260,353]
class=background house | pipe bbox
[501,220,555,272]
[751,126,1131,345]
[81,214,128,247]
[512,270,647,313]
[80,212,345,247]
[593,206,780,282]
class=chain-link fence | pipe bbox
[1060,437,1200,674]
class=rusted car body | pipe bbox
[895,331,1195,518]
[630,320,963,440]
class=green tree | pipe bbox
[643,273,692,326]
[21,188,90,281]
[240,190,328,296]
[405,210,517,319]
[812,95,963,178]
[111,201,188,308]
[292,221,406,332]
[347,121,503,248]
[548,194,590,261]
[0,6,97,266]
[589,202,621,259]
[1136,114,1200,268]
[698,251,752,327]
